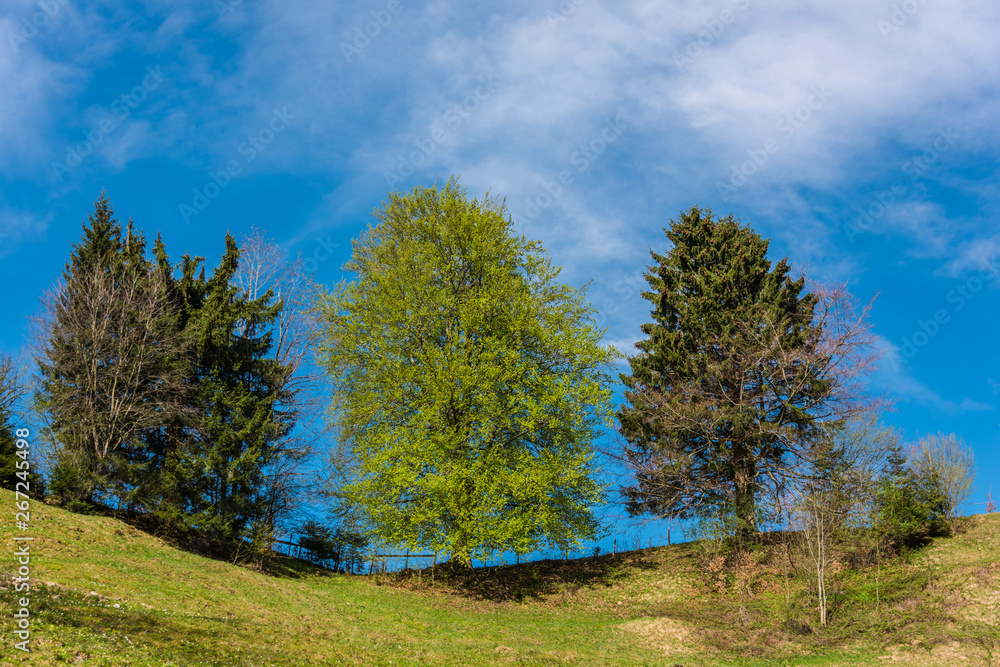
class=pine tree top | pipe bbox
[65,192,149,282]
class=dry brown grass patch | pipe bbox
[617,616,695,656]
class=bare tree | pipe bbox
[234,228,323,386]
[232,229,328,546]
[908,432,976,524]
[33,261,188,503]
[793,413,896,625]
[0,353,23,418]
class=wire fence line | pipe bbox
[271,538,439,574]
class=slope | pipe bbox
[1,489,998,666]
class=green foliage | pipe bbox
[0,413,46,499]
[36,193,296,554]
[47,449,85,505]
[316,178,618,565]
[139,234,295,548]
[64,498,96,515]
[297,520,338,562]
[297,520,369,572]
[617,206,826,542]
[0,420,19,486]
[872,442,949,548]
[36,193,165,504]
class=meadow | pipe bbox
[1,489,998,666]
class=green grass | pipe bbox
[1,490,998,666]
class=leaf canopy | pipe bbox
[316,179,618,564]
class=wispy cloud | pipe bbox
[0,204,50,259]
[0,0,999,434]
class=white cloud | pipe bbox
[938,236,1000,281]
[0,205,50,258]
[2,0,1000,362]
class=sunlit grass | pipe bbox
[0,490,997,666]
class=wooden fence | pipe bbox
[271,540,438,579]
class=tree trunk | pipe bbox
[733,444,757,545]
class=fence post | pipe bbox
[613,538,616,557]
[404,550,409,571]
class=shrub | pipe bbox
[297,521,369,573]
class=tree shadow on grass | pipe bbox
[390,550,664,602]
[32,589,268,663]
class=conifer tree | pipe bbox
[872,441,948,546]
[138,235,294,550]
[617,206,878,543]
[186,234,293,547]
[132,237,202,522]
[36,194,183,506]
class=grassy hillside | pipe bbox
[1,490,998,666]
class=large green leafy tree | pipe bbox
[316,179,618,565]
[617,206,869,543]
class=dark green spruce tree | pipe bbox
[872,442,948,547]
[189,234,293,548]
[132,235,202,523]
[139,234,294,551]
[617,206,835,544]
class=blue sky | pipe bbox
[1,0,997,542]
